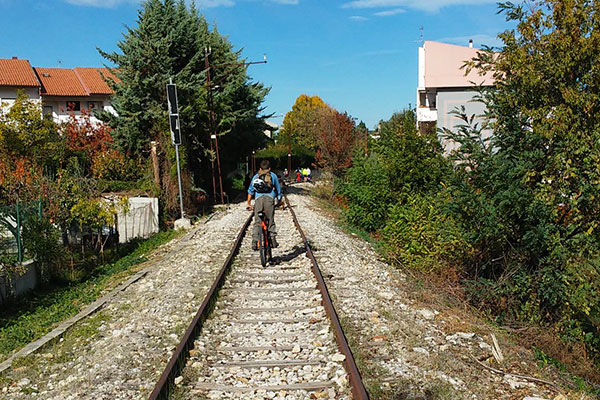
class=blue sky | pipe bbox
[0,0,507,128]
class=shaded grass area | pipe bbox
[0,229,182,359]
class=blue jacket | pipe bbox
[248,171,282,201]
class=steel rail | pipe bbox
[148,213,253,400]
[284,193,370,400]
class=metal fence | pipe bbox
[0,201,42,263]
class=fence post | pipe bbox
[38,198,42,218]
[16,202,22,263]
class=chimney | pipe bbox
[12,56,17,60]
[469,39,473,48]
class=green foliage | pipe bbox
[382,192,469,273]
[281,94,331,150]
[374,109,449,199]
[441,0,600,363]
[70,198,120,230]
[0,92,63,204]
[337,152,393,232]
[99,0,270,194]
[338,109,449,233]
[256,143,315,170]
[21,215,64,283]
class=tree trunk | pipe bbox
[150,141,160,188]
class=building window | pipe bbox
[43,106,53,116]
[66,101,80,112]
[1,97,16,107]
[87,101,102,111]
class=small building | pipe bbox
[0,57,118,123]
[35,66,118,123]
[416,40,495,153]
[0,58,41,109]
[264,120,279,139]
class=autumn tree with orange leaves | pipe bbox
[315,109,357,177]
[0,92,64,203]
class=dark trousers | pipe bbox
[253,196,277,242]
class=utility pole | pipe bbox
[204,47,221,204]
[203,50,267,201]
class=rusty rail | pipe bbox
[284,193,370,400]
[148,213,253,400]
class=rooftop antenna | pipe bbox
[58,60,62,68]
[414,26,424,45]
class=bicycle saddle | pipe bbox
[257,211,266,220]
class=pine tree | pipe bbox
[99,0,269,197]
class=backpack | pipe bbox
[253,170,273,194]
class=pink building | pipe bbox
[416,40,495,152]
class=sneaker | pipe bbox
[252,241,259,251]
[271,237,279,248]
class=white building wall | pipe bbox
[42,96,116,124]
[0,87,41,113]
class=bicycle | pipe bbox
[257,211,272,268]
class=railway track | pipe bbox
[149,193,368,399]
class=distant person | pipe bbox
[247,160,282,250]
[296,168,301,182]
[306,166,312,182]
[283,168,289,179]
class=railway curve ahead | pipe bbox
[150,192,368,400]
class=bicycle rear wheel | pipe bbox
[259,229,268,268]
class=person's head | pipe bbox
[260,160,271,171]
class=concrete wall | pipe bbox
[0,260,38,305]
[117,197,159,244]
[436,89,490,154]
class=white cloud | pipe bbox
[349,15,368,21]
[270,0,299,4]
[373,8,404,16]
[342,0,496,13]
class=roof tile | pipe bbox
[0,58,40,87]
[34,68,89,97]
[74,67,118,95]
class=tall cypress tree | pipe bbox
[99,0,269,196]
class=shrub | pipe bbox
[22,215,64,282]
[337,152,393,232]
[382,192,469,274]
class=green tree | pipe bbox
[444,0,600,360]
[99,0,269,199]
[338,109,448,232]
[281,94,332,150]
[375,109,448,200]
[0,92,63,204]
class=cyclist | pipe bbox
[247,160,282,251]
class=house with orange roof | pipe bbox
[0,57,42,108]
[0,57,118,123]
[416,40,495,153]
